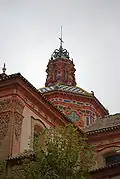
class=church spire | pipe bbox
[51,26,69,60]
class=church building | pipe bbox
[0,35,120,178]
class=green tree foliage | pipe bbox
[24,124,95,179]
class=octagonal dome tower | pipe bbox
[39,29,109,128]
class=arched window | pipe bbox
[54,70,57,81]
[105,153,120,166]
[62,70,66,80]
[86,117,89,126]
[34,125,43,148]
[31,116,46,150]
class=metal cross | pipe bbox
[59,26,64,48]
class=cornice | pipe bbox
[0,73,69,126]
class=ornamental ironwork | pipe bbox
[51,46,69,59]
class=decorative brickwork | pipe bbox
[53,100,98,127]
[45,41,77,87]
[0,96,25,157]
[0,99,12,113]
[14,113,23,141]
[12,98,25,155]
[0,99,12,145]
[14,99,25,114]
[0,112,11,141]
[45,58,76,87]
[0,99,13,159]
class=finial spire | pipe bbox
[51,26,69,59]
[2,63,6,74]
[59,25,64,48]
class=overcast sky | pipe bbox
[0,0,120,114]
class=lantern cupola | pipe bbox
[45,27,76,87]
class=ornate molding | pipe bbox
[51,46,70,59]
[0,98,24,114]
[0,97,25,156]
[14,98,24,114]
[14,113,23,141]
[93,137,120,148]
[0,111,11,141]
[0,99,12,113]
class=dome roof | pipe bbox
[39,83,91,96]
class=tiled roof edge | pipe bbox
[7,150,35,161]
[42,89,92,98]
[90,162,120,173]
[87,124,120,135]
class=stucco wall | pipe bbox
[20,106,50,153]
